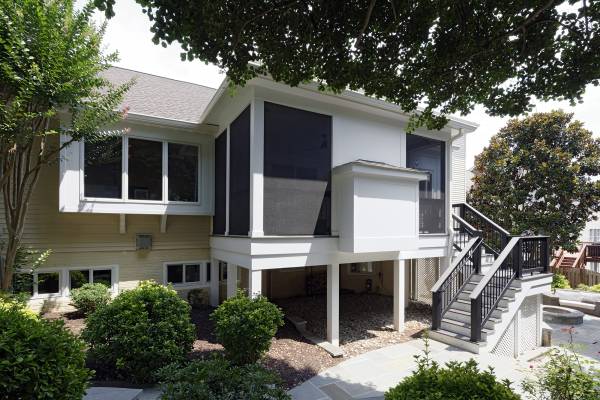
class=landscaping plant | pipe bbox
[82,281,196,383]
[70,282,112,315]
[0,299,92,399]
[522,327,600,400]
[552,273,571,292]
[385,335,520,400]
[576,283,600,293]
[211,290,284,365]
[157,357,291,400]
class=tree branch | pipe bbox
[507,0,557,37]
[355,0,377,49]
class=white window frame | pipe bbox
[347,262,374,275]
[81,135,202,205]
[28,265,119,299]
[163,260,211,289]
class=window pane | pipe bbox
[167,264,183,284]
[70,269,90,289]
[92,269,112,287]
[185,264,201,283]
[84,137,122,198]
[128,138,163,200]
[38,272,60,294]
[406,135,446,234]
[229,107,251,235]
[263,102,332,235]
[206,262,211,282]
[168,143,198,202]
[213,132,227,234]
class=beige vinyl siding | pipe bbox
[450,134,466,204]
[0,142,211,293]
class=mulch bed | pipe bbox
[43,306,339,390]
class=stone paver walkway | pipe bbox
[289,339,537,400]
[546,314,600,362]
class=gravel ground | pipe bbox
[276,293,431,357]
[43,310,86,335]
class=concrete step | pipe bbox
[443,308,500,329]
[441,318,495,340]
[428,329,483,354]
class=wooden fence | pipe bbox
[554,267,600,287]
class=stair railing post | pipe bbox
[432,291,442,330]
[512,237,523,279]
[543,237,550,273]
[470,296,482,342]
[474,235,482,274]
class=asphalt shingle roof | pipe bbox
[101,66,217,124]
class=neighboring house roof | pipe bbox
[100,66,217,124]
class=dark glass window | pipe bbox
[93,269,112,287]
[185,264,201,283]
[37,272,60,294]
[168,143,198,202]
[263,102,332,235]
[206,262,211,282]
[213,131,227,234]
[229,107,250,235]
[70,269,90,289]
[129,138,163,200]
[167,264,184,284]
[84,137,122,198]
[406,134,446,233]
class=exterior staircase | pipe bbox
[429,203,552,354]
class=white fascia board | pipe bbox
[333,162,430,182]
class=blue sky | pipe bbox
[88,0,600,168]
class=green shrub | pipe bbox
[157,357,290,400]
[522,328,600,400]
[187,287,209,308]
[577,283,600,293]
[385,336,520,400]
[81,281,196,383]
[552,273,571,291]
[0,300,92,399]
[210,291,284,365]
[71,283,111,315]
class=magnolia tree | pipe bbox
[468,111,600,251]
[94,0,600,130]
[0,0,130,290]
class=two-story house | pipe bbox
[10,67,551,357]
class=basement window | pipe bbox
[165,262,210,287]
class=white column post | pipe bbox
[210,259,219,306]
[327,263,340,347]
[394,259,406,331]
[226,264,237,298]
[248,269,262,298]
[249,99,264,237]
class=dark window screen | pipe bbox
[84,137,122,198]
[228,107,250,235]
[263,102,332,235]
[168,143,198,202]
[128,138,163,200]
[213,131,227,234]
[406,134,446,233]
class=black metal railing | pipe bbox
[452,214,482,252]
[432,236,483,330]
[453,203,510,257]
[470,236,550,342]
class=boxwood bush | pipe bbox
[0,299,92,399]
[157,357,290,400]
[210,291,284,365]
[81,281,196,383]
[70,282,111,315]
[385,338,520,400]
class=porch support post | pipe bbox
[210,259,219,306]
[394,259,406,331]
[327,263,340,347]
[248,269,262,298]
[227,264,237,298]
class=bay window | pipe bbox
[83,136,200,203]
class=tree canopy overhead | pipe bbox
[95,0,599,129]
[468,110,600,251]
